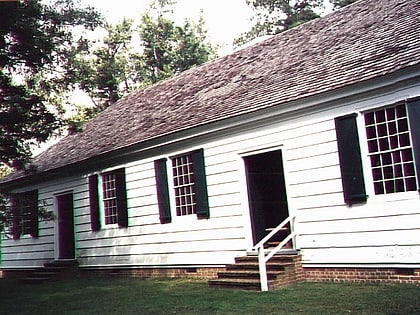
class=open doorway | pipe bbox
[244,149,290,245]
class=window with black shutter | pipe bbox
[154,149,210,222]
[91,168,128,229]
[171,149,210,219]
[11,190,39,239]
[335,99,420,204]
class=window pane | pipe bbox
[382,153,392,166]
[365,112,374,125]
[375,110,385,123]
[405,178,417,191]
[386,107,395,120]
[368,140,378,153]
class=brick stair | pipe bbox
[21,260,78,284]
[208,252,302,290]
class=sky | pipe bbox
[79,0,255,55]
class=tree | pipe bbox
[235,0,324,47]
[0,0,102,169]
[68,18,137,127]
[70,0,217,123]
[135,0,217,85]
[0,0,101,236]
[331,0,357,9]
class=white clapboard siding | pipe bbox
[288,179,343,198]
[297,213,420,234]
[79,250,241,267]
[78,226,244,249]
[1,175,86,269]
[301,245,420,264]
[5,86,420,270]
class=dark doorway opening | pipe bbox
[244,149,289,245]
[57,193,75,259]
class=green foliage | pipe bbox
[0,0,102,169]
[71,18,136,115]
[136,12,216,85]
[70,0,216,124]
[331,0,358,9]
[132,0,217,86]
[235,0,324,47]
[0,196,54,238]
[0,279,419,314]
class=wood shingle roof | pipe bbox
[2,0,420,185]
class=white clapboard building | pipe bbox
[1,0,419,289]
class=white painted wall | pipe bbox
[2,78,420,270]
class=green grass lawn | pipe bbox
[0,278,419,315]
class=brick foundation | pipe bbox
[3,263,420,285]
[78,266,224,280]
[304,267,420,285]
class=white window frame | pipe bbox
[160,148,203,224]
[358,103,419,201]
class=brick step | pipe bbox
[208,253,302,291]
[21,277,52,285]
[236,253,299,263]
[226,262,293,271]
[208,278,262,290]
[21,260,78,285]
[217,270,285,280]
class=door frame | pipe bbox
[54,191,76,260]
[239,145,294,249]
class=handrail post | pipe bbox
[258,245,268,291]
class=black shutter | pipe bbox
[154,158,171,224]
[10,194,21,240]
[335,114,367,205]
[407,97,420,191]
[192,149,210,219]
[115,168,128,228]
[28,190,38,238]
[88,174,101,231]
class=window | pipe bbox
[102,172,118,224]
[88,168,128,230]
[154,149,210,222]
[102,173,118,224]
[364,104,417,194]
[172,153,197,216]
[101,169,128,227]
[11,190,38,239]
[335,98,420,205]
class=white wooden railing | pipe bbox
[252,215,296,291]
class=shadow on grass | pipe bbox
[0,278,419,315]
